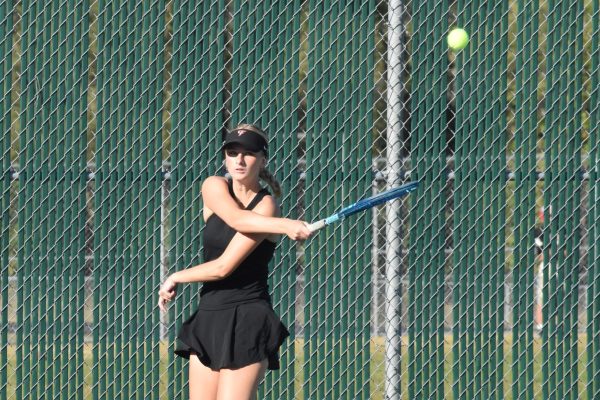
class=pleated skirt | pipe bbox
[174,300,289,371]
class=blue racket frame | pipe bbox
[307,181,419,232]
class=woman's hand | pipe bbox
[285,219,313,241]
[157,276,178,312]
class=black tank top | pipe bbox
[198,180,277,309]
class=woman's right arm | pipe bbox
[158,195,292,311]
[201,176,311,240]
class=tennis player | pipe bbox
[158,124,311,400]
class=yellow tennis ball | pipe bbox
[447,28,469,51]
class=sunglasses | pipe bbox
[225,149,259,158]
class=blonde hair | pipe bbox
[232,123,282,198]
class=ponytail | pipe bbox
[259,167,282,198]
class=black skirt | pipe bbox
[174,300,289,370]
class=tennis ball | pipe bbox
[447,28,469,51]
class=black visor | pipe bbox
[222,129,268,155]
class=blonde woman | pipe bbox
[158,124,311,400]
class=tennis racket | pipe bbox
[307,181,419,232]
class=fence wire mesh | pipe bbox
[0,0,599,399]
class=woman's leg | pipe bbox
[216,360,268,400]
[189,353,220,400]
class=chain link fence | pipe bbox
[1,0,599,399]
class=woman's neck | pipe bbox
[230,179,261,205]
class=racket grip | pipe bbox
[307,219,326,232]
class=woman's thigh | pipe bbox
[216,360,268,400]
[189,353,220,400]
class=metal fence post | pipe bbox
[385,0,404,398]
